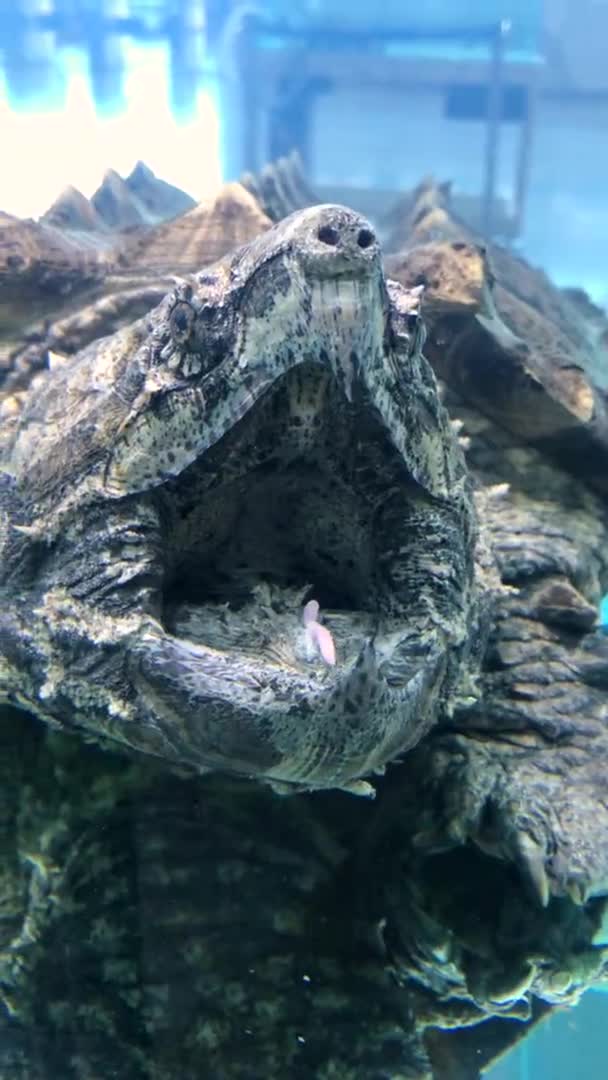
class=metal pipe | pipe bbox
[513,81,536,238]
[482,19,508,240]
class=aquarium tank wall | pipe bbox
[1,2,608,1078]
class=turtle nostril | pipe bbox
[317,224,340,246]
[357,228,375,249]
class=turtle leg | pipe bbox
[400,611,608,913]
[364,459,608,1012]
[369,671,608,1014]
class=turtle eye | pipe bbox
[169,301,196,345]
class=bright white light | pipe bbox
[0,41,222,219]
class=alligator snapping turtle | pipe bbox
[1,199,608,1080]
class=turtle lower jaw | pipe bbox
[154,524,434,792]
[132,602,448,794]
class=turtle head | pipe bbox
[1,204,480,795]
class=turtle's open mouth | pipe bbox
[153,280,402,767]
[161,269,395,654]
[161,358,403,664]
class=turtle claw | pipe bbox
[339,779,376,799]
[515,832,550,908]
[565,878,589,907]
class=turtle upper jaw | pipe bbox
[101,204,387,502]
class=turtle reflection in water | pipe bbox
[1,195,608,1080]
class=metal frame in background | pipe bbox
[238,17,540,240]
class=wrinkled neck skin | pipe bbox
[0,205,487,795]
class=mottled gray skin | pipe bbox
[0,205,481,796]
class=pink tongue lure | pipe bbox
[302,599,336,666]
